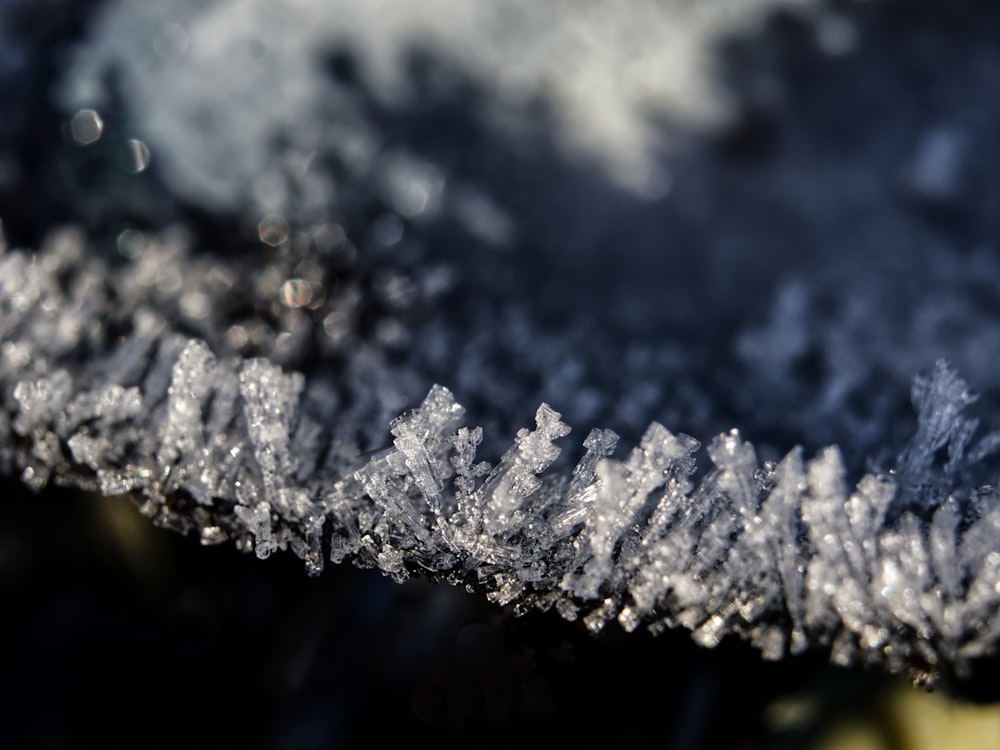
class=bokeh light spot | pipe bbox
[116,228,146,259]
[280,278,312,308]
[70,109,103,145]
[258,214,289,246]
[125,139,152,173]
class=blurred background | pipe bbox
[2,0,1000,747]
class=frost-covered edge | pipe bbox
[3,238,1000,686]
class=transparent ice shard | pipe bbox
[896,358,980,504]
[390,384,465,511]
[477,403,570,538]
[563,422,697,604]
[549,427,619,536]
[450,425,490,505]
[159,340,217,501]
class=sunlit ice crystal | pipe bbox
[390,384,465,511]
[563,422,698,603]
[159,340,216,481]
[548,427,619,537]
[1,223,1000,684]
[477,403,570,538]
[239,356,305,509]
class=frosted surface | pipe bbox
[5,0,1000,705]
[2,228,999,687]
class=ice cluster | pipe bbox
[3,226,1000,686]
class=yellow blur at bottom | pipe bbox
[821,688,1000,750]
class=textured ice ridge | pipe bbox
[3,234,1000,686]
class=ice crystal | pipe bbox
[2,229,1000,686]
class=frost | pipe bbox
[158,340,217,501]
[477,403,570,538]
[59,0,816,209]
[2,229,1000,688]
[389,384,465,511]
[562,422,698,602]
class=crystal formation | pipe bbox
[4,0,1000,697]
[2,226,999,687]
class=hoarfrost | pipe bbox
[2,232,1000,686]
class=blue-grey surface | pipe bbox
[2,0,1000,746]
